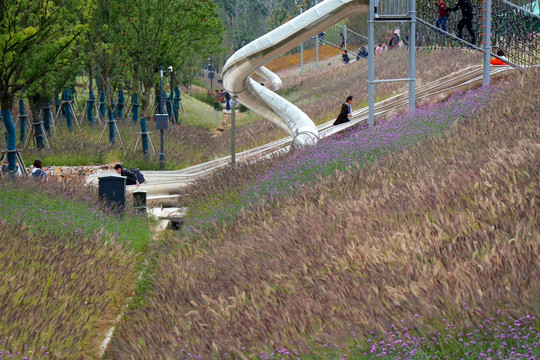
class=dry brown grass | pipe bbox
[0,222,138,359]
[107,67,539,358]
[281,48,482,124]
[266,46,342,72]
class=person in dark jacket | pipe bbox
[333,96,354,126]
[357,45,368,59]
[114,164,139,186]
[448,0,476,44]
[342,50,350,64]
[224,91,231,111]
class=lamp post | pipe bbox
[208,54,214,91]
[230,98,237,166]
[159,66,164,168]
[156,65,173,169]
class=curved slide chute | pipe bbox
[222,0,369,148]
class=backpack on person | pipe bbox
[131,168,146,184]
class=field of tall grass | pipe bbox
[1,49,536,359]
[265,45,342,72]
[103,67,539,358]
[0,179,154,358]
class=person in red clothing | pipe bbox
[434,0,450,33]
[490,49,508,65]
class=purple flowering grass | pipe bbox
[183,86,498,233]
[0,181,152,252]
[236,310,539,360]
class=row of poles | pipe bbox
[7,85,184,159]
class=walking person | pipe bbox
[333,96,354,126]
[342,50,350,64]
[340,33,346,48]
[434,0,450,32]
[434,0,450,45]
[449,0,476,45]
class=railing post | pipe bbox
[344,24,348,50]
[409,0,417,111]
[368,0,375,127]
[300,8,304,75]
[315,0,319,70]
[230,98,237,167]
[482,0,492,86]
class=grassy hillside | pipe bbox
[105,68,539,358]
[0,179,153,359]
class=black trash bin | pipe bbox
[132,189,148,213]
[99,176,126,209]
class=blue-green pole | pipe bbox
[43,103,51,135]
[87,91,95,126]
[108,107,115,144]
[1,109,17,172]
[166,91,173,122]
[99,92,106,119]
[34,114,45,150]
[54,95,60,116]
[116,90,125,120]
[62,88,73,132]
[173,86,180,123]
[132,94,139,123]
[140,117,149,155]
[19,100,26,145]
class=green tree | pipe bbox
[214,0,268,50]
[86,0,129,115]
[121,0,224,119]
[0,0,89,171]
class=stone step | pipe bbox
[147,194,181,208]
[149,207,187,221]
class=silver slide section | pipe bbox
[222,0,369,148]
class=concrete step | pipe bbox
[147,194,181,208]
[149,207,187,221]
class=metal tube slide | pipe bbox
[222,0,369,148]
[254,66,282,90]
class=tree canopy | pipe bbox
[0,0,90,171]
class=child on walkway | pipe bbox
[434,0,450,33]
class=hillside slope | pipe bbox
[107,67,539,358]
